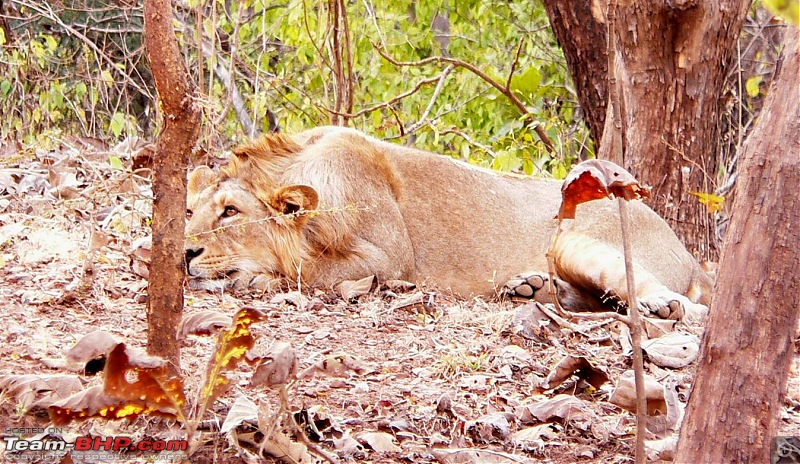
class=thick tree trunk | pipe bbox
[676,26,800,464]
[539,0,608,146]
[143,0,201,365]
[543,0,750,260]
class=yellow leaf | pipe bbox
[691,192,725,213]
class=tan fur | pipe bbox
[185,127,713,319]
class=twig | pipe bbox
[374,44,555,152]
[404,64,455,134]
[279,386,339,464]
[440,128,497,158]
[506,38,526,91]
[22,1,150,97]
[321,72,449,119]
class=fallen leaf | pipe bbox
[641,333,700,368]
[358,431,401,453]
[431,448,525,463]
[0,374,83,413]
[297,354,370,379]
[609,371,667,416]
[250,342,297,387]
[220,394,258,435]
[510,424,560,451]
[178,311,233,339]
[465,412,515,443]
[270,291,310,309]
[540,355,609,390]
[515,394,591,425]
[336,275,375,300]
[64,330,123,375]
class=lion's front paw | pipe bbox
[229,271,284,293]
[502,272,550,300]
[638,291,708,322]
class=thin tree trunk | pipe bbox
[542,0,750,260]
[143,0,201,365]
[676,25,800,463]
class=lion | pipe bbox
[185,126,712,321]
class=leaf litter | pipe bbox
[0,140,797,463]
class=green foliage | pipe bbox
[0,0,589,176]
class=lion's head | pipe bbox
[184,135,319,290]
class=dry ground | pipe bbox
[0,139,798,463]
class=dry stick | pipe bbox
[374,45,555,153]
[603,1,647,461]
[619,198,648,463]
[279,386,339,464]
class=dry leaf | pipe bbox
[465,413,514,443]
[0,374,83,413]
[297,353,370,379]
[641,333,700,368]
[515,394,591,425]
[270,291,310,309]
[358,431,401,453]
[336,275,375,300]
[220,394,258,435]
[199,306,267,413]
[178,311,233,339]
[49,386,131,426]
[250,342,297,387]
[510,424,560,451]
[259,429,316,463]
[609,371,667,416]
[103,343,186,417]
[64,330,122,374]
[431,448,525,463]
[559,159,649,219]
[540,355,609,390]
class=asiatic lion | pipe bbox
[185,127,712,320]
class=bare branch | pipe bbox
[404,64,454,134]
[374,43,555,153]
[440,128,497,159]
[506,38,526,91]
[322,69,448,119]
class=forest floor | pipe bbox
[0,139,798,464]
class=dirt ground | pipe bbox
[0,139,798,463]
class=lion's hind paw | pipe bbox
[638,291,708,323]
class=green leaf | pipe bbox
[511,67,542,97]
[745,76,762,98]
[492,150,521,172]
[0,80,11,97]
[108,156,125,171]
[110,112,126,138]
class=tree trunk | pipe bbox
[539,0,608,146]
[676,25,800,464]
[543,0,750,260]
[143,0,201,365]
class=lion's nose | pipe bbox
[185,247,204,274]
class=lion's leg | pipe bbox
[551,232,708,322]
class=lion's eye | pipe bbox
[186,209,193,219]
[222,205,239,218]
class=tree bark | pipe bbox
[543,0,750,260]
[676,25,800,464]
[143,0,201,365]
[539,0,608,146]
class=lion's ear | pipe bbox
[269,185,319,226]
[188,166,215,194]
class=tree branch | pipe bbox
[374,43,555,153]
